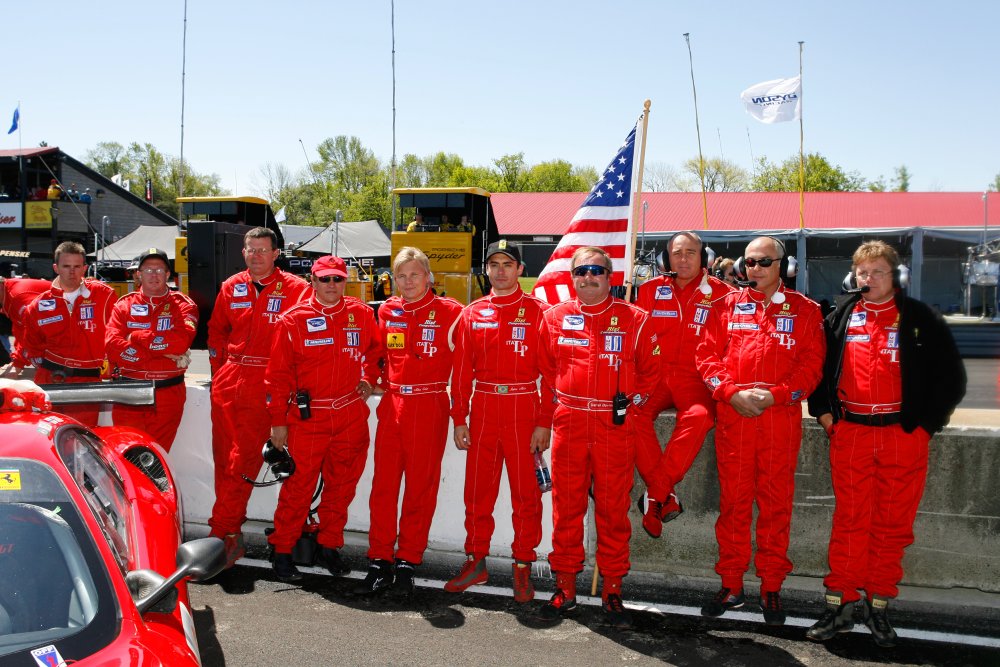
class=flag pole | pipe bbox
[624,100,651,303]
[683,33,709,231]
[798,41,805,229]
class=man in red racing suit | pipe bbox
[536,246,660,628]
[0,276,50,369]
[23,242,116,426]
[633,232,732,538]
[444,240,554,603]
[695,236,825,626]
[207,227,309,567]
[355,246,463,597]
[264,255,383,582]
[106,248,198,451]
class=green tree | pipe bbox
[751,153,868,192]
[892,165,911,192]
[524,160,596,192]
[492,153,527,192]
[315,136,380,195]
[989,172,1000,192]
[681,157,749,192]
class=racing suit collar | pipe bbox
[247,268,278,286]
[50,279,91,299]
[746,281,784,305]
[577,293,614,315]
[402,288,435,312]
[140,288,171,305]
[488,287,524,307]
[311,293,345,316]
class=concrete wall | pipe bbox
[169,384,1000,592]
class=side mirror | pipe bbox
[133,537,226,615]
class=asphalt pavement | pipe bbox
[189,558,999,667]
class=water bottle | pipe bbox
[534,451,552,493]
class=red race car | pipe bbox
[0,380,225,666]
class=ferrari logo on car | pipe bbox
[0,469,20,490]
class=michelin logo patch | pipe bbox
[472,321,498,329]
[233,283,249,297]
[305,338,334,347]
[652,310,678,318]
[557,336,589,347]
[306,317,327,333]
[562,315,585,331]
[728,322,759,330]
[846,334,870,343]
[38,315,63,326]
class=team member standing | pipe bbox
[444,240,553,602]
[537,246,660,627]
[695,236,825,626]
[207,227,309,568]
[634,232,732,538]
[106,249,198,451]
[0,275,51,370]
[357,246,463,596]
[22,242,116,425]
[265,255,382,583]
[805,241,965,647]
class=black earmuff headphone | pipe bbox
[656,232,716,274]
[842,264,910,292]
[732,236,798,282]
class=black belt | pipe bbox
[842,411,902,427]
[120,375,185,390]
[40,359,101,378]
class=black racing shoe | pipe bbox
[865,597,898,648]
[272,552,304,583]
[701,587,745,617]
[318,547,351,576]
[806,593,856,641]
[602,593,632,629]
[390,559,416,598]
[760,590,787,626]
[353,559,394,595]
[539,588,578,620]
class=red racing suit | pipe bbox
[368,289,463,565]
[824,299,929,602]
[695,284,825,593]
[23,279,117,426]
[1,278,50,369]
[105,289,199,451]
[207,268,309,538]
[265,295,382,554]
[449,288,554,563]
[537,295,660,578]
[633,271,732,503]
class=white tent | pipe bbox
[90,225,181,266]
[298,220,391,260]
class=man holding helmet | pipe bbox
[806,240,965,647]
[265,255,382,583]
[106,248,198,451]
[634,232,731,539]
[695,236,825,626]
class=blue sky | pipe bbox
[4,1,998,195]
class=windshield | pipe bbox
[0,457,118,659]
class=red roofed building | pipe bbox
[492,191,1000,315]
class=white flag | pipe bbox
[741,76,801,124]
[274,206,286,223]
[121,179,131,191]
[111,173,122,185]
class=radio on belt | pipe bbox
[612,391,628,425]
[295,389,311,420]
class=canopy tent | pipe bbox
[298,220,391,261]
[89,225,181,266]
[279,223,325,249]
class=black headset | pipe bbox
[656,232,716,274]
[842,264,910,292]
[732,236,798,282]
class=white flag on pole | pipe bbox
[111,173,122,185]
[740,76,801,124]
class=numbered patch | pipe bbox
[603,334,623,352]
[346,331,360,347]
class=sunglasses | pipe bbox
[572,264,609,277]
[744,257,777,268]
[314,275,346,283]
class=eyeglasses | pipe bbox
[571,264,609,277]
[141,267,166,275]
[856,269,891,280]
[314,275,346,283]
[244,247,275,255]
[744,257,777,268]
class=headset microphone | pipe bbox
[844,285,871,295]
[735,279,757,288]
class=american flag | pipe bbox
[532,118,642,304]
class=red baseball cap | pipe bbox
[312,255,348,278]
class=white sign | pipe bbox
[0,202,22,228]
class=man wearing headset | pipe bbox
[264,255,382,582]
[633,232,732,539]
[805,240,965,647]
[695,236,825,626]
[536,246,660,627]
